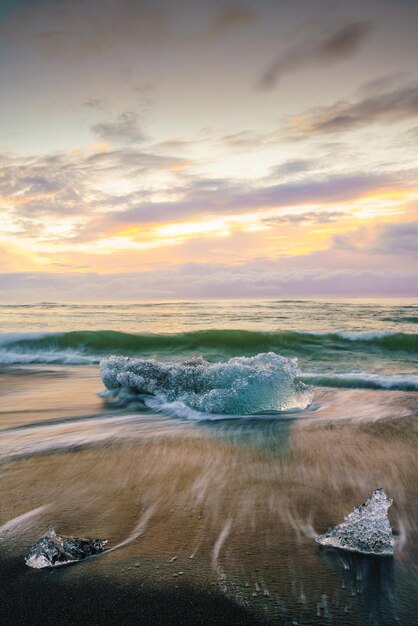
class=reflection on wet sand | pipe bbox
[0,380,417,624]
[321,550,399,625]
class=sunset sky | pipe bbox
[1,0,418,300]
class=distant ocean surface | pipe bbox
[1,299,417,625]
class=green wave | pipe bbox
[2,329,418,358]
[383,316,418,324]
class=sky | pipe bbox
[0,0,418,300]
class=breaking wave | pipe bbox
[301,372,418,392]
[0,329,417,365]
[100,353,312,415]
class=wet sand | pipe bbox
[0,368,418,625]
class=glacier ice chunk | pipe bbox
[100,352,312,415]
[25,528,107,569]
[315,489,395,556]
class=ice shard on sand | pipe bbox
[25,528,107,569]
[315,489,395,556]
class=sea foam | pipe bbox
[100,352,312,415]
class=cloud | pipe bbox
[285,82,418,136]
[332,220,418,260]
[84,172,393,232]
[0,146,190,238]
[263,210,347,226]
[1,137,414,252]
[357,71,409,97]
[1,0,257,62]
[83,98,106,110]
[92,112,146,144]
[2,161,394,244]
[202,4,258,41]
[10,0,169,58]
[370,222,418,258]
[0,265,416,301]
[218,130,263,150]
[270,159,319,177]
[258,21,372,89]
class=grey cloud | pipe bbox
[332,221,418,259]
[287,83,418,135]
[0,147,190,237]
[219,130,265,150]
[92,112,146,144]
[332,233,359,251]
[0,154,86,218]
[0,266,416,301]
[4,0,258,61]
[263,210,347,225]
[202,4,258,41]
[258,21,372,89]
[72,172,396,242]
[152,138,195,153]
[271,159,318,177]
[83,98,106,110]
[372,222,418,259]
[405,126,418,139]
[84,149,183,172]
[22,1,170,58]
[99,173,393,225]
[357,72,409,97]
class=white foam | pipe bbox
[302,372,418,391]
[0,349,97,365]
[336,331,397,341]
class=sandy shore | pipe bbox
[0,368,417,624]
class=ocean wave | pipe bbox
[301,372,418,391]
[0,328,417,365]
[383,317,418,324]
[100,353,312,415]
[0,349,96,365]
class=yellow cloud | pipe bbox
[3,183,417,272]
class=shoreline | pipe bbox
[1,342,417,625]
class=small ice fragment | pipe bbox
[315,489,395,556]
[25,528,107,569]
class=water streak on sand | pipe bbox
[107,505,158,553]
[0,505,51,536]
[212,518,233,571]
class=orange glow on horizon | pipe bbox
[1,184,417,272]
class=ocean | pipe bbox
[0,299,417,625]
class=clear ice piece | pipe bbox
[100,352,312,415]
[25,528,107,568]
[315,489,395,556]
